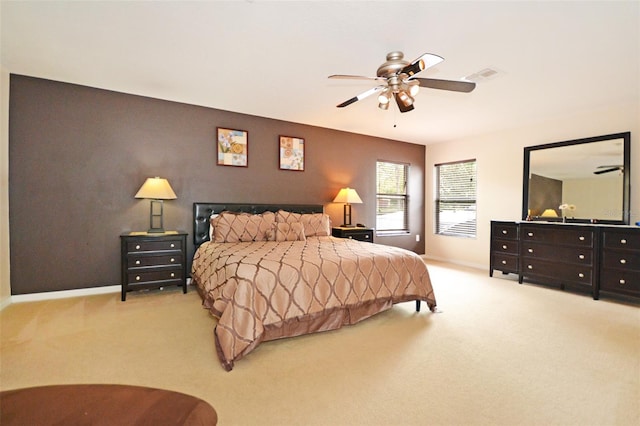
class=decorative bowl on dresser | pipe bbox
[120,231,188,301]
[489,221,639,303]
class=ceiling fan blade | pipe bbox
[594,167,620,175]
[412,78,476,93]
[400,53,444,76]
[336,86,385,108]
[329,74,385,81]
[394,93,414,113]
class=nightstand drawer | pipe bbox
[127,254,183,268]
[332,227,374,243]
[126,239,183,253]
[127,268,183,285]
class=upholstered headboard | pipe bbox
[193,202,324,247]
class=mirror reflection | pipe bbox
[522,132,630,224]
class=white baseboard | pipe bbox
[6,278,194,307]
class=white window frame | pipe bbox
[376,161,409,234]
[435,159,477,238]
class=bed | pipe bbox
[191,202,437,371]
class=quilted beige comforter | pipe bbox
[191,236,437,371]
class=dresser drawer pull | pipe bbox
[502,244,507,250]
[135,276,141,281]
[364,235,370,239]
[579,236,585,241]
[170,273,175,278]
[619,279,626,285]
[135,260,141,265]
[502,230,508,234]
[528,232,534,237]
[348,236,353,239]
[501,260,507,265]
[527,248,533,253]
[170,258,175,263]
[170,243,175,248]
[135,245,141,250]
[527,265,533,270]
[578,273,584,278]
[578,254,584,260]
[620,239,627,244]
[620,259,627,264]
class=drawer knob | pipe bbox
[527,265,533,269]
[620,259,627,264]
[170,243,175,248]
[135,245,141,250]
[620,279,626,285]
[502,230,508,234]
[578,254,585,260]
[135,276,141,281]
[502,244,508,250]
[578,273,584,278]
[528,248,533,253]
[528,232,534,237]
[170,258,175,263]
[579,236,585,241]
[348,236,353,239]
[170,273,175,278]
[621,239,627,244]
[135,260,141,265]
[365,235,370,239]
[501,260,507,265]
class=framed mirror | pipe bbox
[522,132,630,224]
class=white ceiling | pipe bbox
[1,1,639,146]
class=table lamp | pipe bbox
[333,187,362,227]
[135,177,177,233]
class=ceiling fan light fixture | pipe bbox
[378,101,389,110]
[408,81,420,97]
[398,91,414,107]
[377,91,391,104]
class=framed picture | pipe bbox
[279,135,305,171]
[217,127,248,167]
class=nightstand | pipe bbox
[332,226,374,243]
[120,231,188,301]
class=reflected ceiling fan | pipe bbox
[329,51,476,113]
[594,165,623,175]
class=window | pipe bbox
[376,161,409,232]
[435,159,477,238]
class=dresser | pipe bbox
[120,231,188,301]
[332,226,374,243]
[489,221,639,302]
[599,227,640,299]
[489,221,519,277]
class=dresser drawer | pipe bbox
[521,226,593,247]
[127,268,183,285]
[601,250,640,271]
[602,231,640,250]
[126,239,183,253]
[491,239,518,255]
[521,242,592,265]
[491,253,519,273]
[600,269,640,297]
[127,254,183,268]
[521,258,593,286]
[491,223,518,241]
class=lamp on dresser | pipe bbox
[333,187,362,227]
[135,177,177,233]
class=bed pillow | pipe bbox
[208,213,219,241]
[274,222,306,242]
[275,210,331,237]
[212,211,275,243]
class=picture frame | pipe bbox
[279,135,305,171]
[217,127,248,167]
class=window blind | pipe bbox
[435,159,477,237]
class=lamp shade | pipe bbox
[332,187,362,204]
[540,209,558,217]
[135,177,177,200]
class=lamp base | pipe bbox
[339,224,356,228]
[147,228,166,234]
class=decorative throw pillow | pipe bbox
[274,222,306,242]
[276,210,331,237]
[208,214,219,241]
[212,211,275,243]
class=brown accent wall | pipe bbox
[9,75,425,295]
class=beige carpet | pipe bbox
[1,260,638,425]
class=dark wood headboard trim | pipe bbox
[193,202,325,246]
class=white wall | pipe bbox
[1,66,10,308]
[425,101,640,269]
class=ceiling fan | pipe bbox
[329,51,476,113]
[594,165,623,175]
